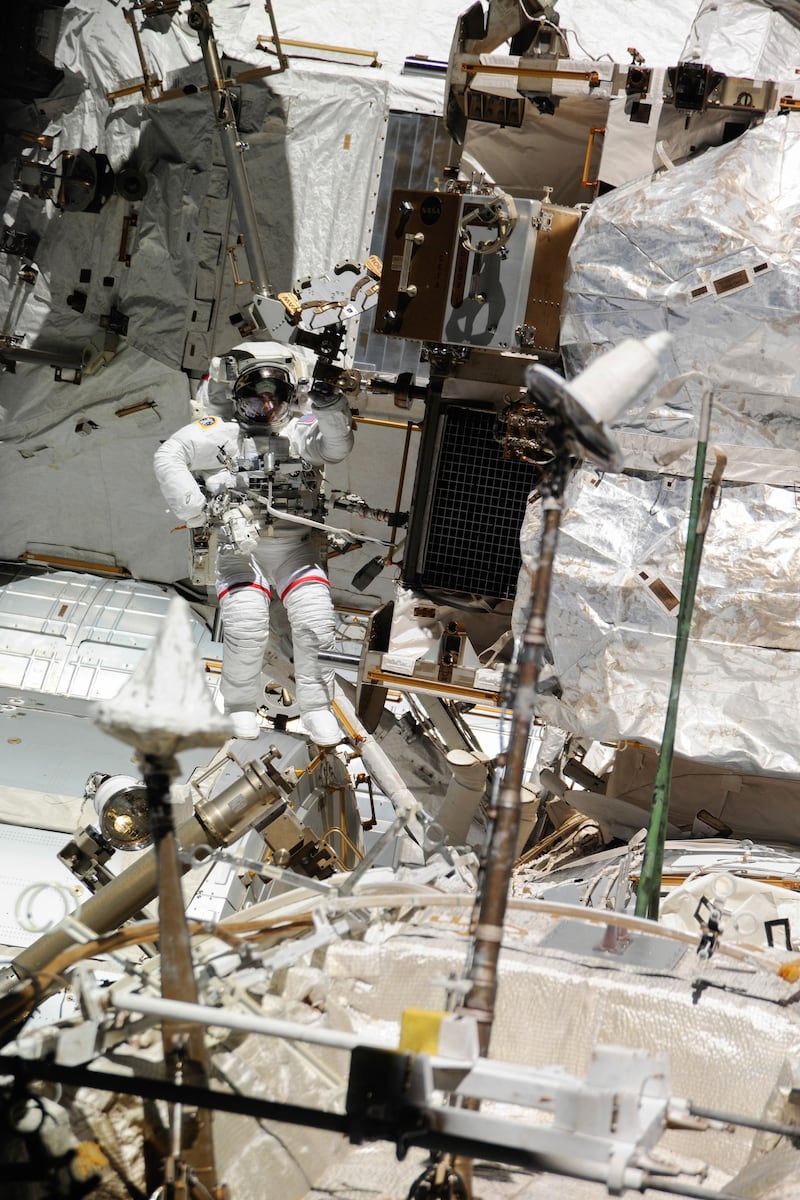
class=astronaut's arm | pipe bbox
[295,389,354,465]
[153,428,207,524]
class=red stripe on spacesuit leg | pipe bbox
[279,574,331,602]
[217,581,272,601]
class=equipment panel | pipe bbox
[375,188,541,351]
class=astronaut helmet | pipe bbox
[232,361,295,431]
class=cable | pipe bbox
[515,2,615,61]
[15,882,77,934]
[560,24,615,62]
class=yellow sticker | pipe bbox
[398,1009,448,1055]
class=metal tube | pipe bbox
[581,126,605,189]
[687,1101,800,1141]
[317,650,361,666]
[635,390,722,920]
[9,760,280,980]
[260,35,379,60]
[332,687,420,824]
[387,418,415,566]
[188,2,273,298]
[0,346,84,370]
[351,416,421,430]
[258,35,380,64]
[20,552,129,576]
[123,6,159,102]
[461,484,565,1055]
[114,991,368,1052]
[143,754,219,1192]
[365,668,502,705]
[462,62,600,85]
[404,57,448,75]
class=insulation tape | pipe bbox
[474,923,504,943]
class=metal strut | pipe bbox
[459,456,568,1057]
[636,389,726,920]
[188,1,274,302]
[143,753,222,1199]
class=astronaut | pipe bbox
[154,339,354,745]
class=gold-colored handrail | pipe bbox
[462,62,600,87]
[257,35,380,68]
[581,126,606,189]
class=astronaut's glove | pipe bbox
[185,507,208,529]
[208,353,237,384]
[310,386,346,412]
[205,468,240,496]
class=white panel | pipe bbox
[0,823,89,949]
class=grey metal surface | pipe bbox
[0,696,222,808]
[537,917,687,969]
[0,571,222,803]
[0,703,155,799]
[354,109,458,378]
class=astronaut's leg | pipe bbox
[216,549,270,739]
[284,581,340,745]
[268,537,340,746]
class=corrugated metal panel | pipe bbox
[0,572,214,700]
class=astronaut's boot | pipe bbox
[229,710,260,740]
[302,707,341,748]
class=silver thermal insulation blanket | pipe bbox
[680,0,800,77]
[523,114,800,777]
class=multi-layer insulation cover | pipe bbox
[524,115,800,777]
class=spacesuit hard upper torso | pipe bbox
[153,399,354,537]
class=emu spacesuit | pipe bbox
[153,341,354,745]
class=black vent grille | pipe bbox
[418,406,538,599]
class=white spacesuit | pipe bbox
[154,340,354,745]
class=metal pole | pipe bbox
[187,1,273,299]
[0,345,84,370]
[115,991,370,1051]
[636,391,725,920]
[142,753,221,1198]
[460,466,567,1056]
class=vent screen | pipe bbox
[419,406,538,599]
